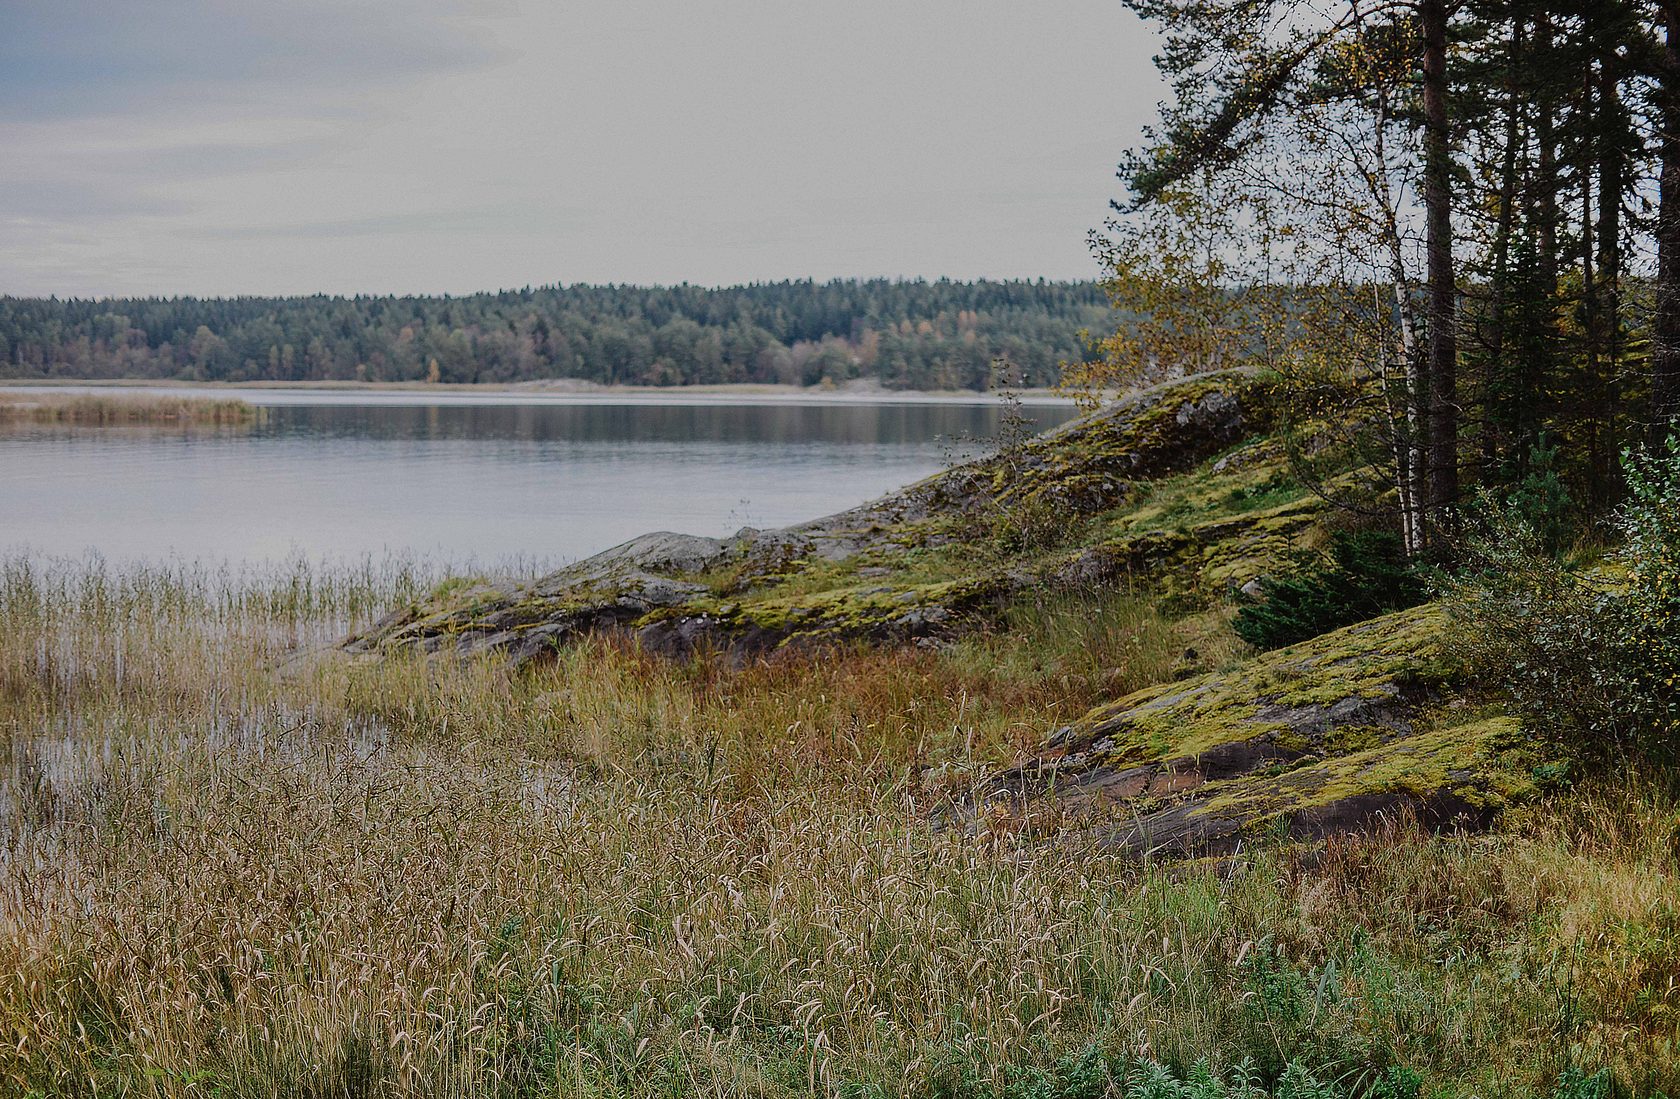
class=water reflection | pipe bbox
[1,396,1076,566]
[255,401,1048,445]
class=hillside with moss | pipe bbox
[353,373,1278,656]
[351,372,1533,854]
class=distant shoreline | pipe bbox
[0,377,1085,407]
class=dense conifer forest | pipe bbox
[0,279,1108,390]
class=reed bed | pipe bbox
[0,556,1674,1097]
[0,391,263,426]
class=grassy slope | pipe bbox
[0,376,1677,1094]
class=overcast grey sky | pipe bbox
[0,1,1162,298]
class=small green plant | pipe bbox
[1234,531,1424,650]
[1550,1066,1611,1099]
[1368,1065,1423,1099]
[959,364,1086,561]
[1224,469,1303,511]
[1504,436,1574,557]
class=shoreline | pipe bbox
[0,377,1083,407]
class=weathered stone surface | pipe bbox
[977,605,1537,857]
[578,531,734,576]
[345,563,712,664]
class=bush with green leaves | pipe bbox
[1234,531,1425,651]
[1444,436,1680,758]
[838,1051,1353,1099]
[1619,434,1680,738]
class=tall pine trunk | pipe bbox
[1657,1,1680,435]
[1596,56,1622,499]
[1536,14,1558,305]
[1420,0,1459,539]
[1481,15,1524,477]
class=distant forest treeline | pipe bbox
[0,279,1109,390]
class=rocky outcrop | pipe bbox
[344,368,1536,854]
[347,555,714,664]
[973,605,1538,856]
[347,371,1278,663]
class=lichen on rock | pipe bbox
[979,605,1539,856]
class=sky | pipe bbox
[0,1,1163,298]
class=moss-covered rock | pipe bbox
[637,574,1011,656]
[981,605,1539,856]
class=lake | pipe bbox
[0,388,1078,567]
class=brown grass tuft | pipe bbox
[0,391,263,426]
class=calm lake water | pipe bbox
[0,388,1077,567]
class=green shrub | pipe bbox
[1619,434,1680,740]
[1440,504,1633,752]
[1368,1066,1423,1099]
[841,1051,1406,1099]
[1443,435,1680,758]
[1234,531,1424,651]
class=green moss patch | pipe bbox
[988,605,1537,856]
[1055,604,1447,766]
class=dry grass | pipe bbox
[0,556,1675,1097]
[0,391,262,426]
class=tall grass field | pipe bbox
[0,556,1674,1096]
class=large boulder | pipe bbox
[973,605,1540,856]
